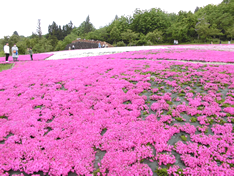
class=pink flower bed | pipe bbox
[0,51,234,175]
[86,47,234,63]
[0,54,53,62]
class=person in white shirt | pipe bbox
[4,43,10,62]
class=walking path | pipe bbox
[46,44,234,65]
[46,46,169,60]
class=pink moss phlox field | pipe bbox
[0,54,53,62]
[90,47,234,63]
[0,48,234,175]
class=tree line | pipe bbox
[1,0,234,56]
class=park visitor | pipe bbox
[98,43,101,48]
[4,43,10,62]
[28,47,33,60]
[72,45,75,50]
[11,44,19,62]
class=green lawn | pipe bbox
[0,63,14,72]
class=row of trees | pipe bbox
[81,0,234,45]
[1,0,234,56]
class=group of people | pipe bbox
[68,45,75,50]
[3,43,33,62]
[98,43,108,48]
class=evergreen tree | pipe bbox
[13,31,19,36]
[84,15,95,34]
[194,7,200,13]
[37,19,42,38]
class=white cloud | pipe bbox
[0,0,223,38]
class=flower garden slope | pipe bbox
[0,56,234,175]
[0,53,53,62]
[98,48,234,63]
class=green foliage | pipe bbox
[155,168,169,176]
[0,51,5,57]
[190,117,197,122]
[0,64,13,72]
[175,117,183,122]
[110,26,121,44]
[131,8,170,35]
[178,93,185,97]
[226,26,234,40]
[116,41,126,47]
[146,29,163,44]
[175,168,184,176]
[121,29,139,45]
[54,33,78,51]
[48,21,73,40]
[166,110,172,115]
[181,135,187,141]
[93,168,101,176]
[206,117,214,125]
[0,114,7,119]
[73,16,95,38]
[195,18,211,42]
[166,101,173,105]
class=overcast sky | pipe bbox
[0,0,223,38]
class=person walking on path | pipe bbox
[28,47,33,60]
[98,43,101,48]
[72,45,75,50]
[11,44,19,62]
[4,43,10,62]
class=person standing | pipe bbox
[28,47,33,60]
[4,43,10,62]
[11,44,19,62]
[98,43,101,48]
[72,45,75,50]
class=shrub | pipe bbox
[116,41,126,47]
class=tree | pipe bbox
[110,26,120,44]
[48,21,59,39]
[114,15,119,20]
[194,7,200,13]
[130,8,170,35]
[1,36,10,46]
[121,29,139,45]
[222,0,231,4]
[9,34,20,47]
[86,27,109,41]
[13,31,19,36]
[136,33,147,46]
[73,16,95,38]
[62,21,73,38]
[145,29,163,44]
[209,24,223,39]
[48,35,58,49]
[37,19,42,38]
[84,15,95,34]
[195,18,210,42]
[226,27,234,41]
